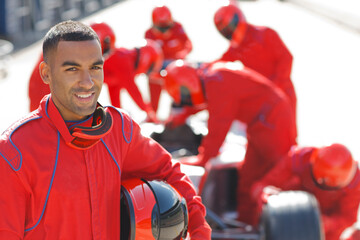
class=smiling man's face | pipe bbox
[40,40,104,121]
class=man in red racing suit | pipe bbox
[162,60,297,226]
[214,2,297,117]
[251,144,360,240]
[145,5,193,113]
[1,20,211,240]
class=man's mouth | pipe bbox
[76,93,93,99]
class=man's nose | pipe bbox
[79,71,94,88]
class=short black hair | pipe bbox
[42,20,100,62]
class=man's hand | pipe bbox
[145,110,159,123]
[251,183,281,204]
[261,186,281,203]
[144,104,159,123]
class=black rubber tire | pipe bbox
[260,191,324,240]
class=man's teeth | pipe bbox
[77,93,92,98]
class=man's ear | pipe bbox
[39,61,50,84]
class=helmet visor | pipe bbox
[219,13,239,40]
[154,24,172,33]
[179,86,193,106]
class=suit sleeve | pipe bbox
[265,29,293,87]
[198,104,233,164]
[322,177,360,239]
[163,23,192,60]
[0,158,27,239]
[250,153,296,198]
[125,77,149,112]
[173,25,193,59]
[120,115,211,239]
[197,79,236,164]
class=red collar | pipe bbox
[41,95,113,150]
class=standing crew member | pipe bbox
[145,5,193,113]
[214,2,297,116]
[0,20,211,239]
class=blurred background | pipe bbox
[0,0,359,162]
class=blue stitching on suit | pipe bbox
[25,131,60,232]
[45,97,50,119]
[107,106,133,144]
[101,139,121,175]
[0,117,42,171]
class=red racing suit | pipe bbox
[0,95,211,239]
[219,24,297,116]
[252,146,360,240]
[145,22,193,112]
[176,62,297,225]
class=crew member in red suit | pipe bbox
[0,20,211,239]
[29,55,48,111]
[214,2,297,117]
[145,5,193,113]
[251,143,360,240]
[162,60,297,226]
[100,38,163,122]
[29,22,162,122]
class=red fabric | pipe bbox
[253,146,360,240]
[103,47,149,112]
[0,95,211,239]
[219,24,297,116]
[148,81,163,112]
[145,22,192,61]
[28,55,49,112]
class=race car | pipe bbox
[141,115,324,240]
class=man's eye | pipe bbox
[66,67,77,71]
[92,66,103,70]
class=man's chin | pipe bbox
[75,104,98,118]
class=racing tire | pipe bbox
[260,191,324,240]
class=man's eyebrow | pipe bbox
[62,61,80,67]
[93,59,104,65]
[61,59,104,67]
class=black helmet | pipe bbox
[121,178,188,240]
